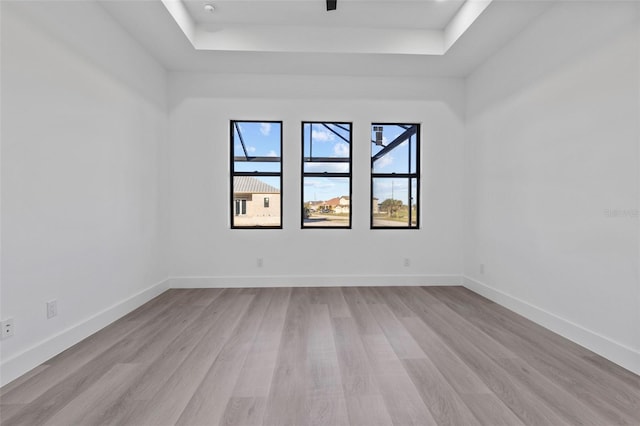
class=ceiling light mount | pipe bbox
[204,4,215,13]
[326,0,336,11]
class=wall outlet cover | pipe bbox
[47,300,58,319]
[1,318,14,339]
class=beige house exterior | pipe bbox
[233,176,280,226]
[324,195,350,214]
[372,197,380,214]
[310,196,380,215]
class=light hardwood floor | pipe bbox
[1,286,639,425]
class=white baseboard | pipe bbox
[0,279,170,387]
[463,276,640,376]
[168,274,462,288]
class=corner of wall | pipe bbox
[463,276,640,376]
[0,279,169,387]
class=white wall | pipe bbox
[167,73,465,287]
[0,2,169,385]
[464,1,640,374]
[3,0,639,388]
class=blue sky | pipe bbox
[302,123,351,202]
[371,124,417,175]
[303,123,350,157]
[232,122,418,204]
[372,178,418,207]
[233,121,281,174]
[303,177,349,202]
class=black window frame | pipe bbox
[230,120,283,229]
[301,121,353,229]
[370,123,420,229]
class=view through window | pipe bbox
[371,123,420,228]
[230,121,282,228]
[302,122,352,228]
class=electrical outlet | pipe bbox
[480,264,485,274]
[257,258,263,267]
[47,300,58,319]
[403,258,410,267]
[1,318,14,339]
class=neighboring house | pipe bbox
[233,176,280,225]
[311,196,378,215]
[306,201,323,212]
[372,197,379,214]
[324,195,350,214]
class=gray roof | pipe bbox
[234,176,279,194]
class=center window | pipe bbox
[302,122,352,229]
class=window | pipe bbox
[230,121,282,228]
[371,123,420,228]
[302,122,352,228]
[235,199,247,215]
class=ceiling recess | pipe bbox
[161,0,496,55]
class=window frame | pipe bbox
[370,123,420,229]
[301,121,353,229]
[230,120,283,229]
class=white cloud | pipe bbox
[333,142,349,157]
[260,123,271,136]
[304,180,336,189]
[305,163,349,173]
[375,178,408,190]
[312,130,335,142]
[376,154,394,169]
[235,144,256,154]
[374,179,409,201]
[266,150,278,157]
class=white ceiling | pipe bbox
[184,0,466,29]
[99,0,554,77]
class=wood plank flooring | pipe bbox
[1,286,639,426]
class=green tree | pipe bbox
[380,198,403,217]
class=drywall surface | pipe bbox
[1,2,169,385]
[464,1,640,373]
[167,73,465,287]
